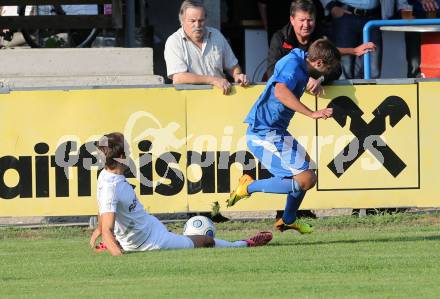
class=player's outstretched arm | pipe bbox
[311,108,333,120]
[274,83,332,119]
[338,42,376,56]
[274,83,314,117]
[101,212,123,256]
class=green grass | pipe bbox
[1,213,440,299]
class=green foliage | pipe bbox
[1,213,440,298]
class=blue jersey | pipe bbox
[244,48,309,133]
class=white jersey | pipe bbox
[97,169,156,251]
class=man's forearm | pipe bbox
[102,230,123,256]
[337,47,354,56]
[172,72,217,85]
[229,65,243,78]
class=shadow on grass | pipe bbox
[270,234,440,247]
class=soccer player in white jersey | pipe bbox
[89,132,272,256]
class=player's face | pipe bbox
[308,59,326,79]
[290,10,315,40]
[118,139,131,171]
[123,139,131,158]
[182,7,206,42]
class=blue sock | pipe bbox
[247,177,294,194]
[282,181,306,224]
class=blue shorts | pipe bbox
[246,127,309,178]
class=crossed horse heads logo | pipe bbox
[327,96,411,178]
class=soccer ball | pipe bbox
[183,216,216,238]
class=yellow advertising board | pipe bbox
[316,84,418,190]
[0,87,188,216]
[0,82,439,216]
[186,86,316,212]
[416,82,440,207]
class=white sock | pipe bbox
[214,238,248,248]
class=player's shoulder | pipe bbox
[115,179,135,200]
[278,49,303,68]
[98,170,127,192]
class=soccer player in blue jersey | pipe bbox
[227,38,341,233]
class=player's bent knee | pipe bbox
[295,170,316,191]
[306,171,317,190]
[188,235,215,248]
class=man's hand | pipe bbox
[311,108,333,120]
[306,77,323,96]
[94,242,108,253]
[331,6,351,18]
[212,77,232,95]
[353,42,376,56]
[89,228,101,249]
[101,212,123,256]
[233,73,249,87]
[421,0,439,12]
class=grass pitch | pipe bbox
[1,212,440,299]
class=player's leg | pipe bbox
[275,143,316,233]
[151,233,260,249]
[275,169,316,234]
[213,231,273,247]
[247,158,316,194]
[187,235,215,248]
[236,130,315,233]
[227,130,303,206]
[138,216,197,251]
[190,232,272,248]
[228,131,309,206]
[140,216,271,250]
[189,233,273,248]
[227,174,302,207]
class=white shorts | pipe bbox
[137,216,194,251]
[247,128,309,177]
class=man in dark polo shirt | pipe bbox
[267,0,375,91]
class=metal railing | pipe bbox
[363,18,440,79]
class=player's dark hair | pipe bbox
[308,38,341,77]
[96,132,126,170]
[290,0,316,18]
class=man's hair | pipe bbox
[308,38,341,77]
[290,0,316,17]
[96,132,126,170]
[179,0,207,25]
